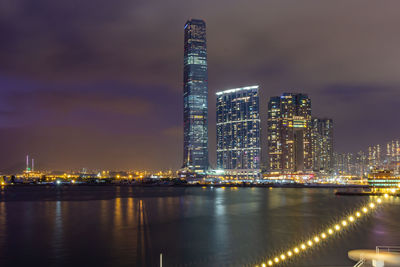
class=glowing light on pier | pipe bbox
[256,197,383,266]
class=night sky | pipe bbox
[1,0,399,172]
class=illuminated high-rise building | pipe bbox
[386,140,400,174]
[386,140,400,162]
[216,86,261,178]
[368,144,381,168]
[355,151,368,177]
[267,93,312,173]
[311,118,333,174]
[182,19,209,173]
[334,151,368,177]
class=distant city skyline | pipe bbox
[0,1,400,171]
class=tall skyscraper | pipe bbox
[311,118,334,174]
[334,152,354,175]
[333,151,366,177]
[267,93,312,174]
[386,140,400,163]
[368,144,381,168]
[386,140,400,174]
[182,19,209,173]
[216,86,261,178]
[355,150,368,177]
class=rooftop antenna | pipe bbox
[26,155,29,172]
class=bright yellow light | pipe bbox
[0,182,4,186]
[262,263,266,267]
[254,198,386,267]
[390,188,396,193]
[384,193,389,198]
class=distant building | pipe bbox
[368,144,382,169]
[386,140,400,175]
[333,151,368,177]
[334,152,354,176]
[368,169,400,189]
[182,19,209,173]
[311,118,333,174]
[355,151,368,177]
[267,93,312,174]
[216,86,261,178]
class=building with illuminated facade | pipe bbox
[216,86,261,178]
[368,144,382,169]
[386,140,400,175]
[182,19,209,173]
[368,169,400,189]
[333,151,369,178]
[311,118,333,174]
[267,93,312,174]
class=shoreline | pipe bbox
[2,183,368,189]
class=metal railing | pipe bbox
[376,246,400,254]
[353,258,365,267]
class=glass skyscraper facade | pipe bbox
[216,86,261,177]
[267,93,312,173]
[311,118,334,174]
[183,19,209,173]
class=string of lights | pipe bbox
[255,194,389,267]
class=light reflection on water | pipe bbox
[0,201,6,261]
[0,186,399,267]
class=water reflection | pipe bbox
[127,198,134,224]
[0,201,6,260]
[0,187,399,267]
[135,199,151,266]
[52,201,63,254]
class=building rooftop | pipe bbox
[216,85,259,96]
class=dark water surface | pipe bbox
[0,186,398,267]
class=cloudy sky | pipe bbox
[0,0,399,172]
